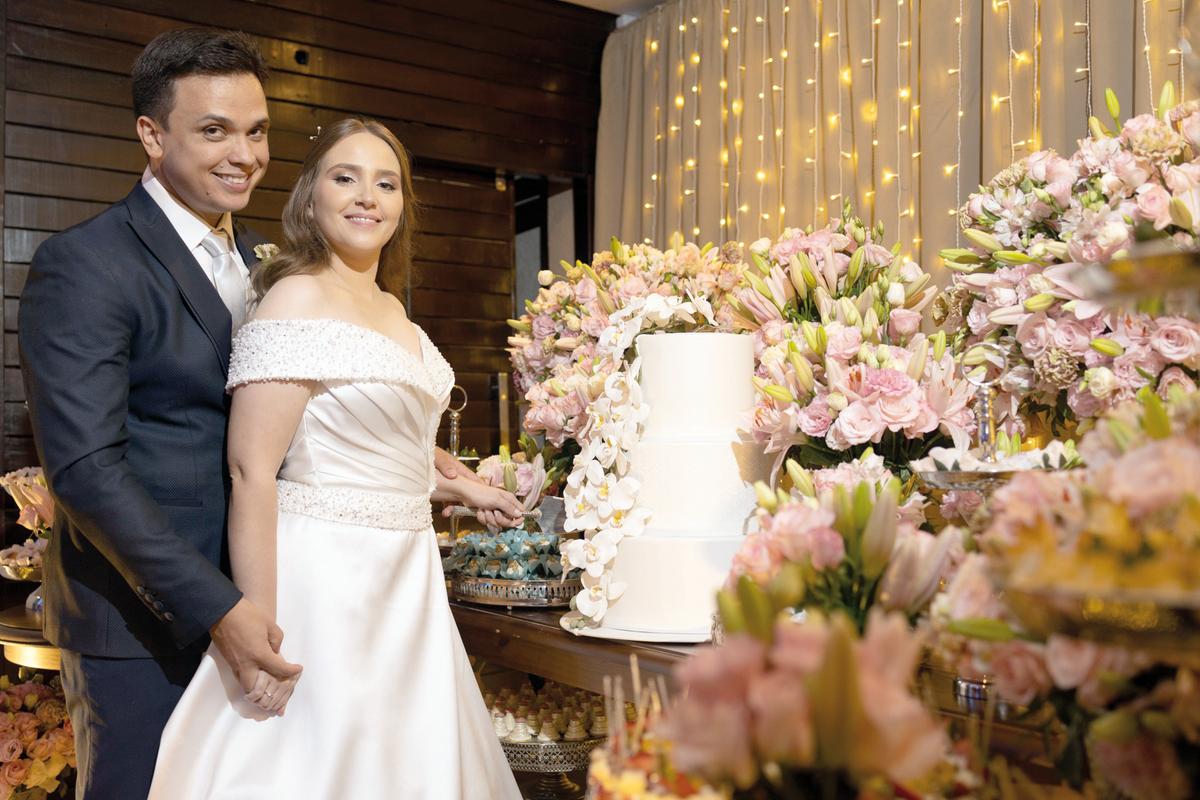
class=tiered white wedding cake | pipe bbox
[596,331,769,641]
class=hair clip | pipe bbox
[309,125,323,141]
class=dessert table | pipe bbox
[449,600,691,696]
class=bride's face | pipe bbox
[312,132,405,264]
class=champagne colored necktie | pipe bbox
[199,231,250,331]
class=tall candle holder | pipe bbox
[446,385,471,542]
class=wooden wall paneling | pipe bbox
[0,0,7,474]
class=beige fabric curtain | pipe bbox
[595,0,1190,282]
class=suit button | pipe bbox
[163,612,175,622]
[135,586,146,596]
[152,600,165,612]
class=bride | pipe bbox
[149,118,525,799]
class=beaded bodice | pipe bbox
[227,318,454,529]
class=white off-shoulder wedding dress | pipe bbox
[149,318,521,800]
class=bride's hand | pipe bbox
[245,668,301,716]
[457,480,524,530]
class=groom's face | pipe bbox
[138,72,270,224]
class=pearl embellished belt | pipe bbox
[275,479,433,531]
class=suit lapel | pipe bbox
[123,184,233,374]
[232,221,267,283]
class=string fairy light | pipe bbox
[812,0,823,226]
[1142,0,1154,103]
[1075,1,1093,120]
[895,0,905,238]
[950,0,964,243]
[757,1,769,236]
[734,0,745,241]
[1004,0,1016,162]
[1033,0,1041,149]
[691,13,701,238]
[1181,0,1188,102]
[835,0,845,207]
[777,1,789,232]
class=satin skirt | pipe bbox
[149,510,521,799]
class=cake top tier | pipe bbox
[635,331,754,439]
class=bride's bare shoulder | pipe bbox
[252,274,330,321]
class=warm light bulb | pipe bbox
[720,148,730,165]
[644,202,654,209]
[829,113,840,127]
[899,87,911,100]
[779,205,786,214]
[675,95,686,109]
[651,173,658,181]
[732,98,744,115]
[882,170,897,184]
[692,227,700,235]
[781,49,789,58]
[731,26,739,33]
[691,53,701,65]
[694,119,701,126]
[719,79,728,89]
[943,164,957,175]
[755,169,767,182]
[685,158,697,169]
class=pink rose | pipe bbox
[1158,365,1197,398]
[796,397,833,437]
[824,322,863,361]
[727,532,780,587]
[1181,110,1200,148]
[1165,162,1200,194]
[531,314,555,340]
[1110,151,1152,189]
[877,388,923,431]
[887,308,922,342]
[24,738,50,762]
[1113,345,1164,391]
[1067,207,1131,264]
[45,729,73,758]
[988,641,1052,706]
[0,739,20,764]
[828,401,885,448]
[1150,317,1200,365]
[1052,318,1092,357]
[0,760,27,788]
[1135,183,1173,229]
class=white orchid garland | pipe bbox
[558,293,717,631]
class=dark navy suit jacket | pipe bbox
[18,183,265,658]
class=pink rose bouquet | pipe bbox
[726,457,961,631]
[938,89,1200,434]
[0,673,75,800]
[663,608,948,796]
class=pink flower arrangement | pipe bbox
[0,675,75,800]
[665,610,947,791]
[748,326,976,476]
[726,457,961,628]
[939,92,1200,432]
[507,239,747,453]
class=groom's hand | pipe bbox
[210,598,303,693]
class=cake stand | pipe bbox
[500,736,604,800]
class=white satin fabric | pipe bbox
[149,319,520,800]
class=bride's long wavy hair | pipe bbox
[253,117,420,299]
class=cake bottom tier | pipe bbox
[601,531,743,638]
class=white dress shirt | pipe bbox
[140,167,251,306]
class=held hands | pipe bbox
[434,447,480,484]
[456,479,524,530]
[210,598,303,715]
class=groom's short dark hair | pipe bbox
[132,28,269,125]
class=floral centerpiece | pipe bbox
[724,454,962,631]
[734,207,973,478]
[0,673,76,800]
[938,84,1200,435]
[663,608,951,799]
[929,390,1200,797]
[524,238,749,631]
[0,468,53,579]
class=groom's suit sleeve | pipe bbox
[18,232,242,649]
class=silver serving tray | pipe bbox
[916,469,1017,495]
[0,564,42,582]
[450,574,582,608]
[499,736,604,773]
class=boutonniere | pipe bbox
[253,243,280,263]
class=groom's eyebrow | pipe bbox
[195,114,271,129]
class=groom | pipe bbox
[18,29,301,798]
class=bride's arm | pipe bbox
[227,380,313,620]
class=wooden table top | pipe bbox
[449,600,695,696]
